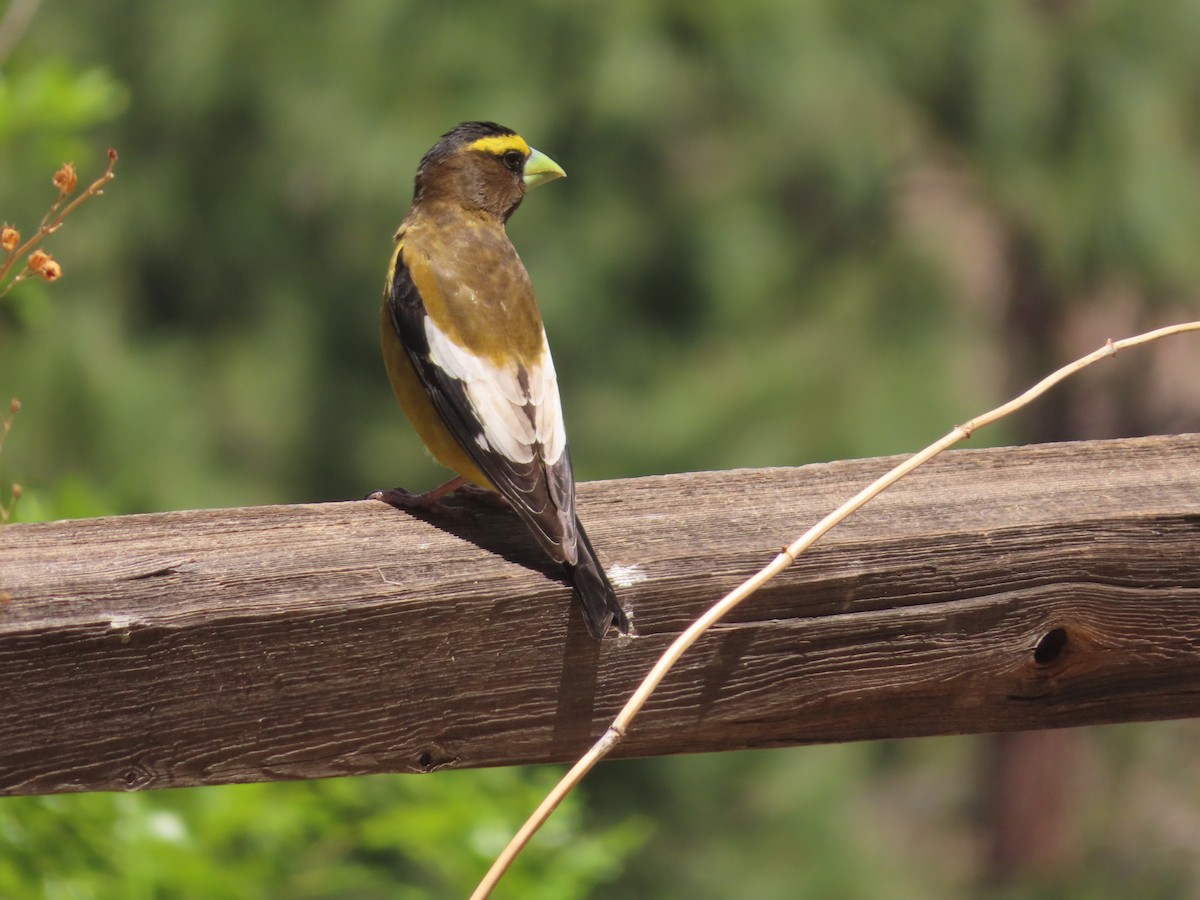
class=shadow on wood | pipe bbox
[1,434,1198,796]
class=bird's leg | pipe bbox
[450,482,512,511]
[366,476,468,512]
[366,477,511,515]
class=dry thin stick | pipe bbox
[0,149,119,296]
[0,0,41,66]
[0,398,20,525]
[471,320,1200,900]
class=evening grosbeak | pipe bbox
[373,122,630,639]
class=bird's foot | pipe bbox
[366,482,464,517]
[367,486,435,507]
[366,477,509,518]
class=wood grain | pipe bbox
[1,434,1198,795]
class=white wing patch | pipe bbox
[424,316,567,466]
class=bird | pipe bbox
[372,121,630,639]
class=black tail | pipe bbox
[565,517,630,639]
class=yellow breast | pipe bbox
[379,299,495,490]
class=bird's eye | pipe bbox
[502,150,525,172]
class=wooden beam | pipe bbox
[1,434,1198,796]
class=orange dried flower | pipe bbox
[26,250,61,280]
[53,162,78,195]
[0,226,18,253]
[7,399,19,415]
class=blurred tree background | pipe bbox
[2,0,1199,896]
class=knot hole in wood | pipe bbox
[1033,627,1069,665]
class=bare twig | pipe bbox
[1,149,119,297]
[470,319,1200,900]
[0,0,41,67]
[0,398,21,525]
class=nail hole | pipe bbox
[417,751,433,770]
[1034,627,1068,664]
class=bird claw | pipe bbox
[366,484,510,520]
[366,487,460,517]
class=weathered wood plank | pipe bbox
[0,434,1198,795]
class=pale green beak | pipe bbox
[523,147,566,189]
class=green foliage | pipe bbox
[0,58,122,135]
[0,772,646,899]
[0,57,125,194]
[3,0,1200,897]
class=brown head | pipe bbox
[412,121,566,222]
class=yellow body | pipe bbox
[379,189,548,492]
[376,121,628,637]
[379,295,495,490]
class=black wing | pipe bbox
[386,245,580,565]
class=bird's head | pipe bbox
[412,121,566,221]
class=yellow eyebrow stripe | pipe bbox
[465,134,531,157]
